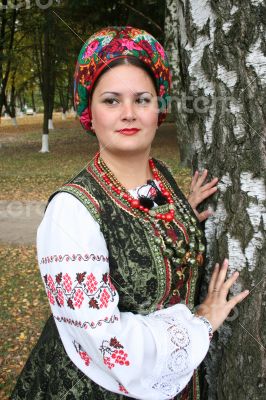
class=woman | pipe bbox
[12,26,249,400]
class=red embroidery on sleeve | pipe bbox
[118,383,129,394]
[40,253,109,265]
[54,314,119,330]
[86,273,98,293]
[99,337,130,370]
[63,273,72,292]
[73,341,91,366]
[42,272,117,310]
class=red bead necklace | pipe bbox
[96,152,175,222]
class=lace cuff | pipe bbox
[143,312,194,398]
[193,314,213,341]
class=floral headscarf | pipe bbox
[74,26,172,133]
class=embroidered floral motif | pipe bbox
[73,341,91,366]
[118,383,129,394]
[54,314,119,329]
[99,337,130,370]
[86,272,98,293]
[99,288,110,308]
[73,288,84,308]
[63,273,72,292]
[40,252,109,265]
[47,290,55,305]
[43,272,117,310]
[56,289,64,306]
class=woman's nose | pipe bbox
[121,101,136,121]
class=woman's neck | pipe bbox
[99,150,154,190]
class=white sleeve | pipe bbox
[37,192,212,400]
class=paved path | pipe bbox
[0,200,46,245]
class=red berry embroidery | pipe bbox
[57,289,64,306]
[47,290,55,305]
[79,351,91,366]
[63,273,72,292]
[73,289,84,308]
[100,337,130,369]
[47,274,56,292]
[42,271,117,310]
[119,384,129,394]
[99,288,110,308]
[86,273,98,293]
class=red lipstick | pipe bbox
[116,128,140,135]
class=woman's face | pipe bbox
[90,64,159,156]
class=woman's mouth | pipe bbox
[116,128,140,135]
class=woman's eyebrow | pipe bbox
[100,91,154,96]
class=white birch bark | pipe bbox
[39,134,49,153]
[48,118,54,130]
[165,0,266,398]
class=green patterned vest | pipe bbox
[46,157,206,317]
[12,157,206,400]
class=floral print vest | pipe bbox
[44,157,207,400]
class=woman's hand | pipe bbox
[195,259,249,332]
[187,169,218,222]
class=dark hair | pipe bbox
[90,56,158,100]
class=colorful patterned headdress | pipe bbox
[74,26,172,134]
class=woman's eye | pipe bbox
[103,98,151,105]
[136,98,150,104]
[103,98,119,105]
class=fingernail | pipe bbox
[244,290,249,295]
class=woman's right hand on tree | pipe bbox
[195,259,249,332]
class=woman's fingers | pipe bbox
[208,263,220,293]
[195,169,208,188]
[199,261,249,332]
[190,169,207,192]
[213,259,229,290]
[201,177,219,192]
[190,170,199,189]
[228,290,249,309]
[196,186,218,202]
[221,270,239,293]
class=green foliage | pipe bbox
[1,1,165,116]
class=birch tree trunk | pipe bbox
[164,0,192,165]
[165,0,266,399]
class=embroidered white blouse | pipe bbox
[37,181,212,400]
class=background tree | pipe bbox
[0,0,18,121]
[165,0,266,399]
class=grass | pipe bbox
[0,246,50,398]
[0,114,191,399]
